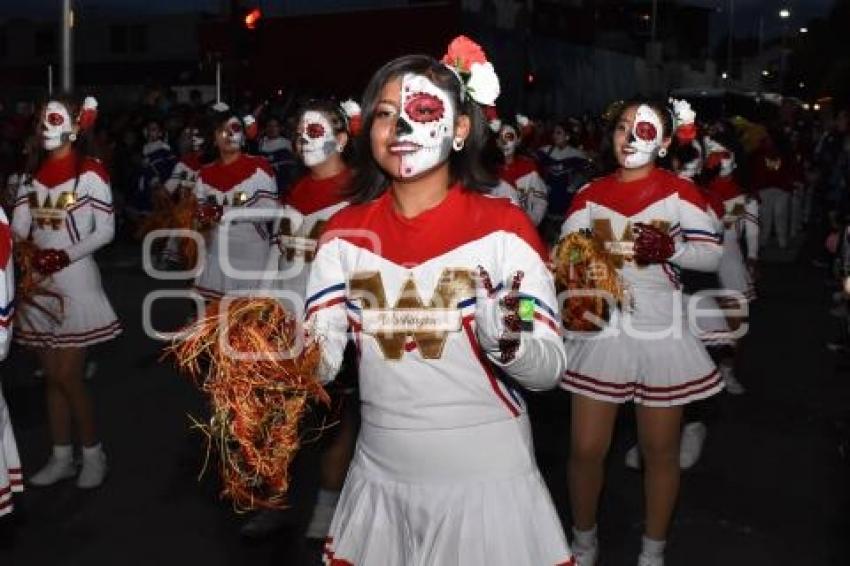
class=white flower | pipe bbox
[82,96,98,111]
[243,115,256,127]
[670,98,696,125]
[341,99,361,118]
[489,118,502,133]
[516,113,530,128]
[466,62,500,106]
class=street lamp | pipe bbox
[800,27,808,33]
[779,8,791,19]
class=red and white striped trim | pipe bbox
[322,537,354,566]
[15,320,122,348]
[562,368,723,406]
[461,314,522,418]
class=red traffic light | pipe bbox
[244,7,262,30]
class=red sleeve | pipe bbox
[0,222,12,267]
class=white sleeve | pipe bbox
[11,182,32,241]
[487,233,566,391]
[520,171,549,226]
[744,197,760,260]
[0,210,13,360]
[304,237,349,384]
[669,196,723,272]
[65,173,115,262]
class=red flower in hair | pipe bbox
[442,35,487,73]
[676,123,697,144]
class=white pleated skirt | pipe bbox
[562,289,723,407]
[15,256,121,348]
[322,416,574,566]
[0,392,22,517]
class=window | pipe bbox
[111,24,148,54]
[110,25,127,54]
[35,28,56,57]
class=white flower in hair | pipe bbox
[489,118,502,133]
[466,62,501,107]
[340,99,361,118]
[516,114,530,128]
[669,98,695,126]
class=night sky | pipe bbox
[0,0,835,44]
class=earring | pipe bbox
[68,133,78,142]
[336,144,345,153]
[658,147,667,158]
[452,137,465,151]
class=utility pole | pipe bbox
[61,0,74,94]
[727,0,734,79]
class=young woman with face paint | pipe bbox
[497,121,549,226]
[11,96,121,489]
[241,100,357,540]
[306,39,573,565]
[558,100,724,566]
[0,208,22,523]
[191,108,280,302]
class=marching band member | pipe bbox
[0,208,21,521]
[496,120,549,226]
[12,96,121,489]
[191,106,280,302]
[309,37,573,565]
[559,99,723,566]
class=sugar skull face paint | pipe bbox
[620,104,664,169]
[498,125,519,157]
[41,101,74,151]
[297,111,337,168]
[218,117,244,150]
[389,73,455,179]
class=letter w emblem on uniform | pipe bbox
[277,219,326,263]
[349,268,475,360]
[592,219,670,268]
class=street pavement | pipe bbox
[0,234,848,566]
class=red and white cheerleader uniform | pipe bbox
[499,156,549,225]
[12,153,121,347]
[0,210,22,517]
[560,168,724,406]
[164,151,203,196]
[309,186,573,565]
[267,169,351,303]
[707,175,759,303]
[192,154,280,301]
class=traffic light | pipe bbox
[244,7,262,30]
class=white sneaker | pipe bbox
[76,450,107,489]
[571,530,599,566]
[679,422,707,469]
[305,500,336,539]
[84,361,97,381]
[625,444,641,470]
[721,366,745,395]
[638,553,664,566]
[29,456,76,486]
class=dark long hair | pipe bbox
[24,94,98,192]
[347,54,497,204]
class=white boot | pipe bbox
[721,364,745,395]
[624,444,641,470]
[29,445,75,486]
[77,444,107,489]
[305,489,340,539]
[679,422,707,469]
[637,535,665,566]
[571,525,599,566]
